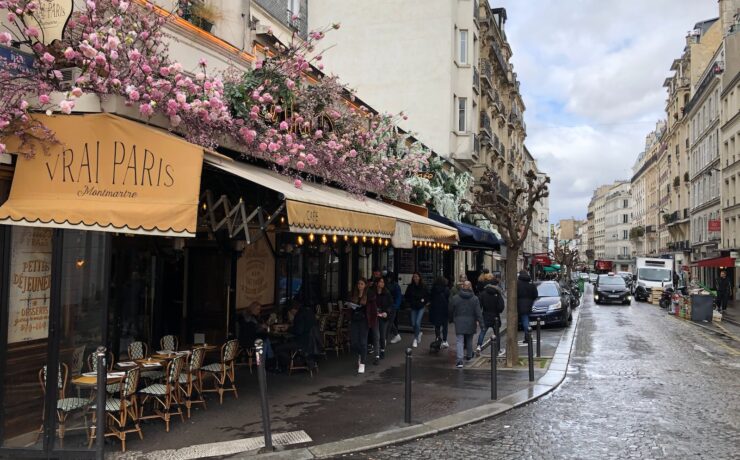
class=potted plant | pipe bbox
[190,1,223,33]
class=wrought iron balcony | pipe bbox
[473,66,480,94]
[481,60,493,87]
[480,111,492,138]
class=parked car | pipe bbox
[529,281,572,327]
[594,273,632,305]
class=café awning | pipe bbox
[429,212,502,250]
[695,256,735,268]
[0,113,204,236]
[204,153,457,243]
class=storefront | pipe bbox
[0,113,205,457]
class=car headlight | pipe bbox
[548,301,562,311]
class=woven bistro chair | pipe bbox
[178,347,207,418]
[159,335,179,352]
[36,363,89,447]
[87,352,120,394]
[139,355,186,432]
[200,339,239,404]
[129,341,164,381]
[88,367,143,452]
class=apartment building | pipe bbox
[604,181,634,272]
[630,122,664,257]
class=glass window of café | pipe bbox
[1,227,110,455]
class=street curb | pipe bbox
[245,296,584,459]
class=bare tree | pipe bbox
[552,235,579,281]
[472,169,549,367]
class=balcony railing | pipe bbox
[473,133,480,157]
[481,60,493,87]
[498,181,510,201]
[480,111,492,137]
[474,0,480,24]
[473,66,480,93]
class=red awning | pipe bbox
[696,256,735,268]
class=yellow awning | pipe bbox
[0,113,204,236]
[204,153,457,243]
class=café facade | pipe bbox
[0,112,463,457]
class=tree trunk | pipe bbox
[504,249,519,367]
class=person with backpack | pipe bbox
[449,281,484,368]
[476,277,506,356]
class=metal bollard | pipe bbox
[527,329,535,382]
[404,348,412,424]
[490,334,497,400]
[536,319,541,358]
[95,346,106,460]
[255,339,274,452]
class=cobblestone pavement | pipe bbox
[362,287,740,459]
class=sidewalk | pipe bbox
[109,300,581,460]
[722,300,740,327]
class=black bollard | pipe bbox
[95,346,106,460]
[536,319,541,358]
[255,339,274,452]
[527,329,535,382]
[490,334,497,400]
[404,348,412,424]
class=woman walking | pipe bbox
[367,277,393,363]
[429,276,451,348]
[404,272,429,348]
[348,278,370,374]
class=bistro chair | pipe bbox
[159,335,179,352]
[129,341,164,381]
[201,339,239,404]
[37,363,89,447]
[139,355,186,432]
[178,347,207,418]
[289,350,317,377]
[87,351,120,394]
[88,367,143,453]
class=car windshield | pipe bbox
[537,283,560,297]
[598,276,626,287]
[638,268,672,282]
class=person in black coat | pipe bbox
[517,270,538,341]
[367,277,394,362]
[477,278,505,353]
[717,270,733,313]
[429,277,451,348]
[404,272,429,348]
[292,304,322,370]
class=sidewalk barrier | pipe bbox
[490,334,498,400]
[404,348,412,424]
[535,319,542,358]
[255,339,274,453]
[527,329,534,382]
[95,346,107,460]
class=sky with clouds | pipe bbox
[495,0,719,222]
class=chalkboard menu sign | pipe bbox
[418,258,434,287]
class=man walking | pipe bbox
[477,277,506,356]
[449,281,484,369]
[386,272,403,344]
[516,270,538,343]
[717,270,732,313]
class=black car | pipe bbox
[529,281,572,327]
[594,274,631,305]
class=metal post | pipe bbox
[94,346,106,460]
[527,329,535,382]
[404,348,412,424]
[536,319,541,358]
[490,334,497,400]
[255,339,274,452]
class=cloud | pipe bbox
[494,0,718,221]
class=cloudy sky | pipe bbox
[495,0,718,222]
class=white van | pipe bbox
[634,257,673,301]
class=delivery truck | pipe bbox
[634,257,673,301]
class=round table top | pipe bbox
[72,372,125,388]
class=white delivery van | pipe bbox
[634,257,673,301]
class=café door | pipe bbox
[185,247,233,345]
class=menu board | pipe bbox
[236,234,275,309]
[399,249,415,274]
[8,227,52,343]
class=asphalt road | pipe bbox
[361,287,740,459]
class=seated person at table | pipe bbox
[237,302,274,361]
[291,303,323,370]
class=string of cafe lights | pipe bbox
[295,233,452,251]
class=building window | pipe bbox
[623,230,628,240]
[288,0,301,17]
[458,29,468,65]
[458,97,467,132]
[622,214,628,224]
[623,199,628,208]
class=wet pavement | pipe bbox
[361,286,740,459]
[113,317,567,458]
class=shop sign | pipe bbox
[708,219,721,232]
[29,0,74,45]
[236,235,275,309]
[7,227,52,343]
[532,253,551,266]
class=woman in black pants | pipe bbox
[348,278,369,374]
[368,277,393,363]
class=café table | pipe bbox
[71,371,126,389]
